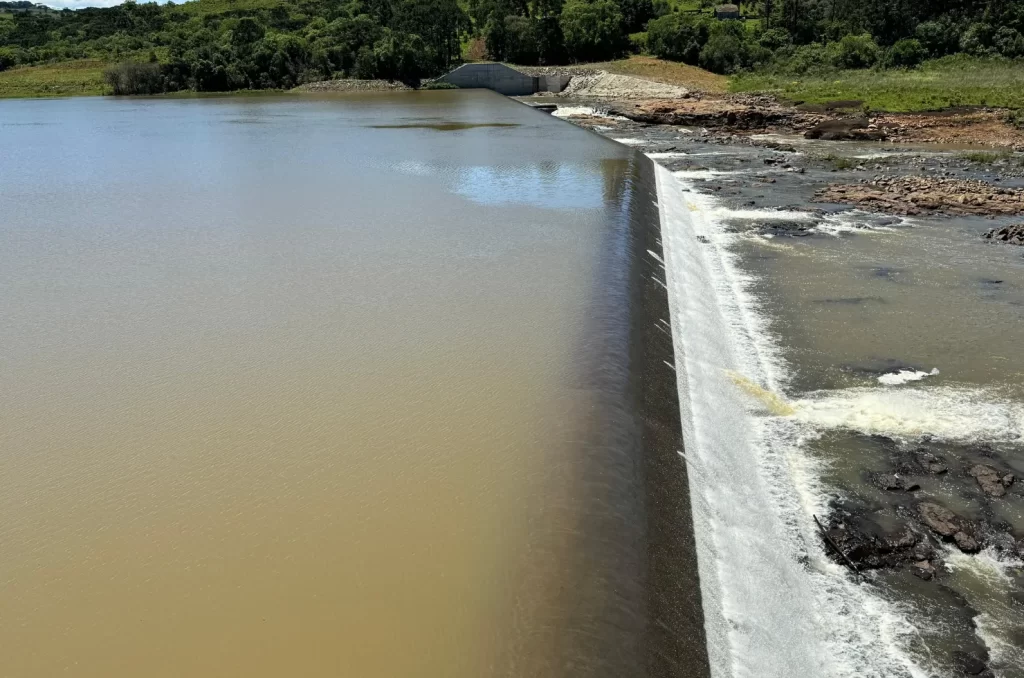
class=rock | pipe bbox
[871,473,920,492]
[814,175,1024,216]
[910,560,935,580]
[952,650,988,676]
[914,449,948,474]
[804,117,887,141]
[919,502,960,537]
[968,464,1008,497]
[982,223,1024,245]
[954,531,981,553]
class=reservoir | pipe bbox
[0,92,703,677]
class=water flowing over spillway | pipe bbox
[656,164,938,678]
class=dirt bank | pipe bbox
[293,79,412,92]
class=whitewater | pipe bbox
[654,163,937,678]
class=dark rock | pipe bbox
[910,560,935,580]
[870,473,920,492]
[914,449,948,474]
[952,650,988,675]
[982,223,1024,245]
[953,531,981,553]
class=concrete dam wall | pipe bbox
[438,63,570,96]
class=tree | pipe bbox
[617,0,654,33]
[646,12,710,63]
[560,0,625,61]
[0,45,16,71]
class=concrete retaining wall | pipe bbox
[438,63,540,96]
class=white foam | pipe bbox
[646,152,689,159]
[551,105,627,121]
[672,169,747,180]
[657,164,934,678]
[790,386,1024,443]
[611,137,647,146]
[877,368,939,385]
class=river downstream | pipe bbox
[0,92,703,677]
[555,109,1024,677]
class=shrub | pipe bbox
[560,0,625,62]
[699,29,743,74]
[915,20,961,57]
[757,27,789,51]
[994,27,1024,58]
[882,38,925,69]
[0,46,17,72]
[828,33,879,70]
[646,12,710,64]
[104,61,164,95]
[628,31,648,54]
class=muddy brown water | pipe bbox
[0,91,704,678]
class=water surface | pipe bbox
[0,91,685,678]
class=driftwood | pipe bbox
[813,514,864,581]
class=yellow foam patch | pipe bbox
[728,371,796,416]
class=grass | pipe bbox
[588,55,729,93]
[0,59,109,98]
[731,56,1024,112]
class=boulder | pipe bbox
[968,464,1010,498]
[982,223,1024,245]
[918,502,960,537]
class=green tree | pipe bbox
[646,12,710,63]
[0,45,16,71]
[560,0,624,61]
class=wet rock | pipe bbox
[914,449,948,475]
[952,650,989,676]
[821,513,924,570]
[953,531,981,553]
[918,502,961,538]
[910,559,936,580]
[968,464,1011,497]
[982,223,1024,245]
[870,472,920,492]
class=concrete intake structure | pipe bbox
[438,63,570,96]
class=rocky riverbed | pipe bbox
[549,100,1024,677]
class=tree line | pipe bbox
[2,0,1024,94]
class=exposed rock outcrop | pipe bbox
[982,223,1024,245]
[815,176,1024,216]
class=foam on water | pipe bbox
[551,106,627,121]
[790,386,1024,443]
[657,164,935,678]
[611,137,648,146]
[945,550,1024,674]
[878,368,940,386]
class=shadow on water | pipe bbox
[498,147,709,678]
[369,121,521,131]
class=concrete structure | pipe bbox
[538,74,571,93]
[439,63,537,96]
[438,63,571,96]
[715,3,740,19]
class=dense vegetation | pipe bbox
[4,0,1024,98]
[0,0,469,91]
